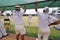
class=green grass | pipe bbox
[49,28,60,40]
[25,26,38,37]
[1,16,60,40]
[5,24,60,40]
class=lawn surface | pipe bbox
[1,16,60,40]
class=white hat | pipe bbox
[15,4,20,7]
[44,7,49,10]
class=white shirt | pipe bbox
[12,10,24,25]
[36,11,58,29]
[28,14,32,22]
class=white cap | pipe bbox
[15,4,20,7]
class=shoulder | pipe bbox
[20,10,24,14]
[36,10,43,14]
[20,10,24,12]
[36,10,40,13]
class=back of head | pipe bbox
[44,7,49,10]
[44,7,49,13]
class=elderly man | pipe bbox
[12,4,26,40]
[34,2,60,40]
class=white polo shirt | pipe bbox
[12,10,24,25]
[36,11,58,29]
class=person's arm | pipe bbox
[24,4,26,13]
[48,20,60,26]
[48,16,59,26]
[53,20,60,24]
[1,6,5,14]
[1,10,5,13]
[34,1,38,12]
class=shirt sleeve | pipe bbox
[36,10,43,16]
[49,16,58,23]
[21,10,24,15]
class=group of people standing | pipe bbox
[0,1,60,40]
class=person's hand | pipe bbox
[24,3,26,13]
[34,1,37,4]
[24,3,26,6]
[48,24,51,26]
